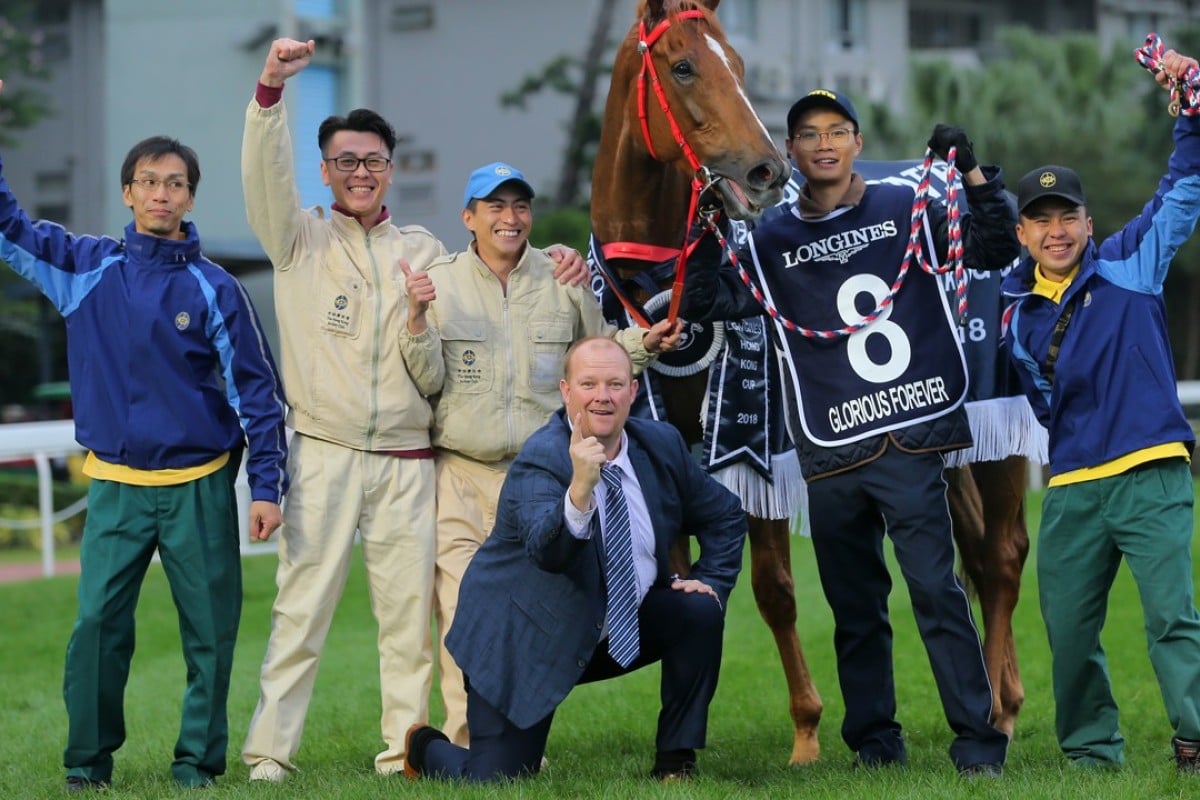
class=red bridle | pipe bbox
[600,8,717,329]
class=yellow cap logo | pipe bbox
[1039,171,1057,188]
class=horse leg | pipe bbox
[970,456,1030,738]
[747,515,822,765]
[946,459,1030,739]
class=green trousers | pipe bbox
[1038,458,1200,766]
[62,462,241,787]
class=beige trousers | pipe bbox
[433,450,508,745]
[242,434,436,775]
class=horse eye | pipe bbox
[671,61,694,80]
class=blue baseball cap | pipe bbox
[462,161,535,209]
[787,88,859,133]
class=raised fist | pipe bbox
[927,123,978,173]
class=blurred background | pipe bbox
[2,0,1200,557]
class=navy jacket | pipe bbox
[1003,116,1200,476]
[445,408,746,729]
[686,166,1017,479]
[0,153,288,502]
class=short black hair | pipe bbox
[120,136,200,196]
[317,108,397,156]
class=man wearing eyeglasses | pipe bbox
[685,88,1017,776]
[239,38,591,782]
[0,85,288,791]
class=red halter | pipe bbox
[600,9,714,329]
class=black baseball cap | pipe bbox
[787,89,859,134]
[1017,166,1087,214]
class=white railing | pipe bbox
[8,382,1200,579]
[0,419,276,579]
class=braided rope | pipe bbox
[706,148,966,339]
[1134,32,1200,116]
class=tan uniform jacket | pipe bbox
[243,98,447,451]
[402,244,652,462]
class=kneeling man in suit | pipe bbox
[404,335,747,782]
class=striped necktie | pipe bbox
[601,463,640,667]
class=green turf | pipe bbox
[2,489,1199,798]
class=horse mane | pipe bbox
[636,0,715,25]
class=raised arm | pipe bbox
[0,81,111,310]
[242,39,317,268]
[927,123,1020,271]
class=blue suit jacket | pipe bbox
[445,408,747,729]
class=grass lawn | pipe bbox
[2,489,1199,798]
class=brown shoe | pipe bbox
[403,723,449,780]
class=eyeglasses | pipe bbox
[790,128,855,151]
[128,177,191,194]
[324,155,392,173]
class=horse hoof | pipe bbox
[788,733,821,766]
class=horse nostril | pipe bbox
[747,160,785,191]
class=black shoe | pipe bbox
[404,723,450,780]
[650,749,696,782]
[1174,736,1200,773]
[65,776,108,793]
[959,762,1003,780]
[853,750,907,769]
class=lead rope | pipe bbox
[1134,32,1200,117]
[703,147,966,339]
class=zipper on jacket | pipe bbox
[364,230,383,449]
[503,292,516,453]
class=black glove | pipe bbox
[927,123,978,173]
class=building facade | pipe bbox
[3,0,1199,357]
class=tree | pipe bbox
[0,1,55,410]
[884,26,1200,378]
[0,2,51,146]
[500,0,619,210]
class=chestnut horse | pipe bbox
[590,0,1030,766]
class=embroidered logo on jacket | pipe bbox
[174,312,191,331]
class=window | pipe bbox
[391,4,434,32]
[719,0,758,41]
[909,8,983,48]
[829,0,866,50]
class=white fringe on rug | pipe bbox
[944,396,1048,468]
[710,397,1045,538]
[711,449,804,522]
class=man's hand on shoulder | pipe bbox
[260,38,315,87]
[547,244,589,287]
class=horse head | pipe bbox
[593,0,788,250]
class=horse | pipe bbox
[589,0,1032,766]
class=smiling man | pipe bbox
[240,38,450,782]
[402,336,745,782]
[0,84,287,792]
[1002,46,1200,773]
[683,88,1016,776]
[399,162,682,747]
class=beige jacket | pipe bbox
[401,244,652,463]
[243,98,447,451]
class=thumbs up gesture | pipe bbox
[568,412,605,511]
[399,258,436,333]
